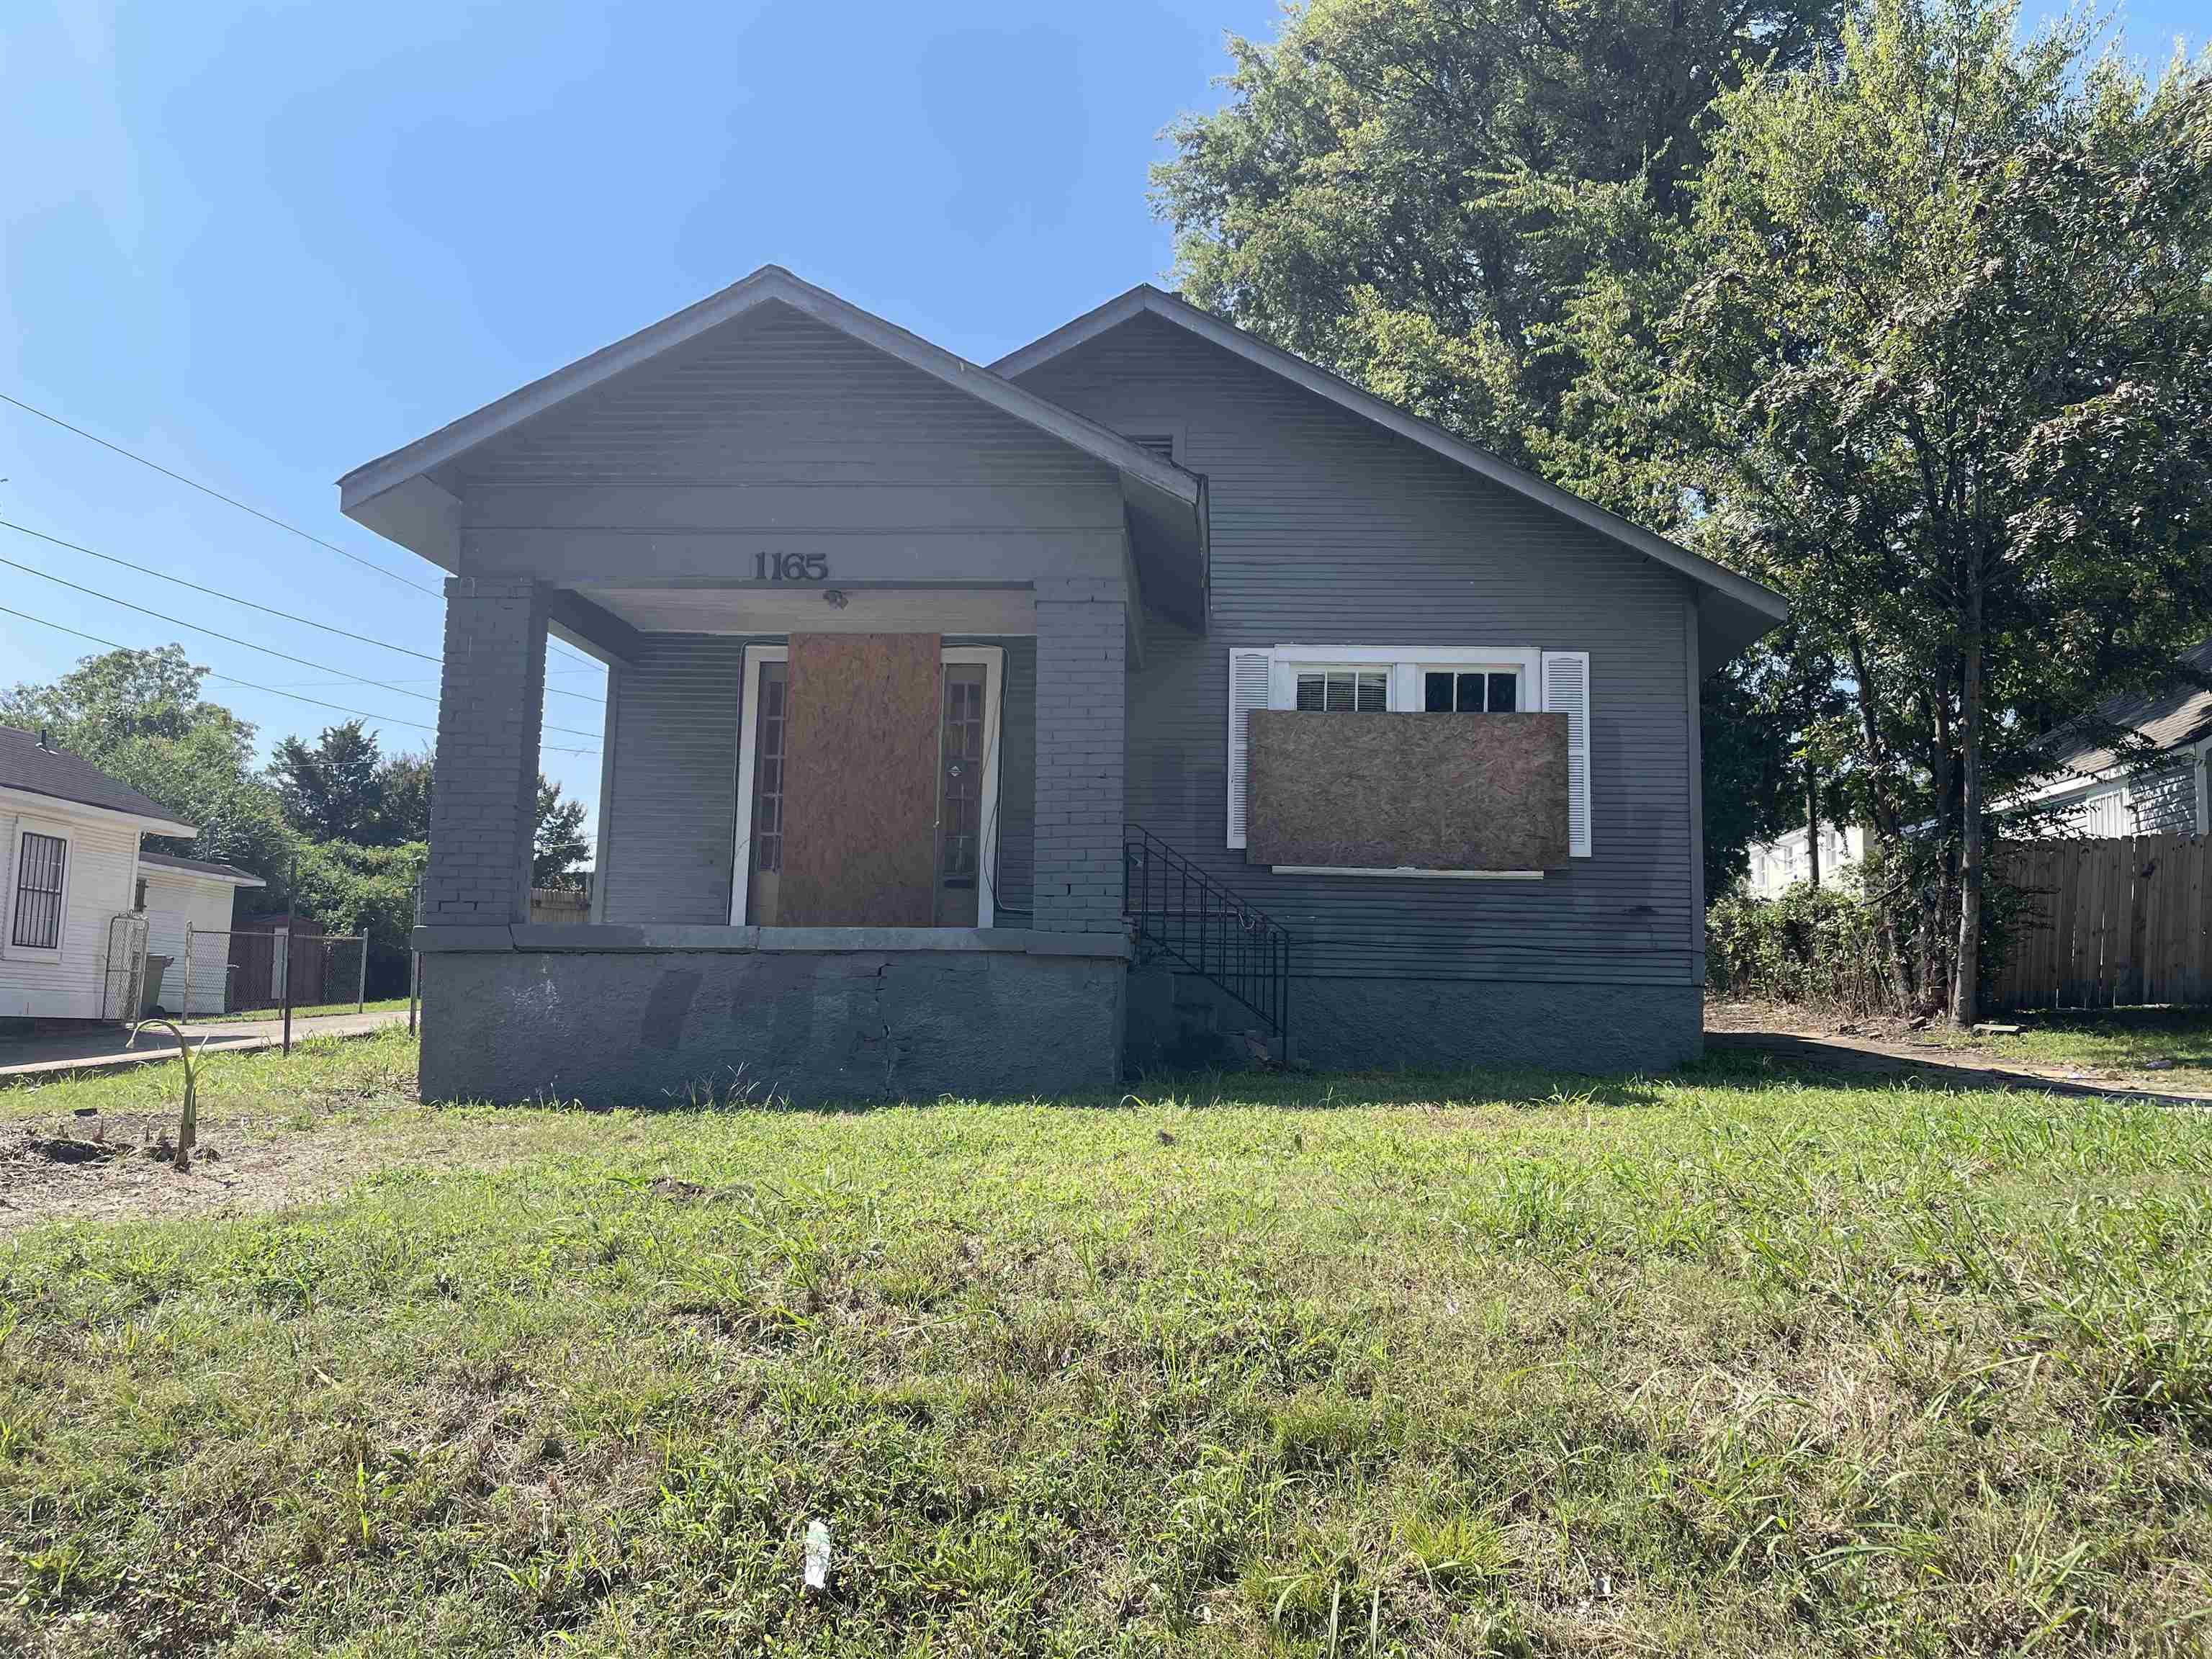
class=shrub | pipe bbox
[1707,881,1901,1015]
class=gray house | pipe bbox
[342,267,1784,1103]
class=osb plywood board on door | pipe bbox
[780,632,941,925]
[1246,711,1570,871]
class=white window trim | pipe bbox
[5,815,73,963]
[1228,643,1588,870]
[729,642,1004,927]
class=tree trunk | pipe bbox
[1950,559,1986,1028]
[1805,760,1822,890]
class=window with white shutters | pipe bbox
[1226,646,1591,862]
[1226,649,1272,849]
[1541,651,1593,858]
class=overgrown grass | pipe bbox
[4,1034,2212,1654]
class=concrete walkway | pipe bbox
[0,1010,410,1084]
[1707,1028,2212,1108]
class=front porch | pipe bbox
[343,269,1208,1102]
[409,571,1152,1102]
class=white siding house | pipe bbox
[1739,638,2212,897]
[1,727,198,1022]
[138,852,266,1015]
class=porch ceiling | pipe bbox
[577,585,1039,636]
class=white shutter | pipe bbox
[1226,649,1272,849]
[1543,651,1593,858]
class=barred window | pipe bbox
[12,832,66,950]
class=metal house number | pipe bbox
[753,552,830,581]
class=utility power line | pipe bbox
[0,553,603,739]
[0,388,606,672]
[0,517,605,705]
[0,390,442,598]
[0,603,599,756]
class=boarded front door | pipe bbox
[778,632,943,925]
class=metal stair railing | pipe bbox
[1123,824,1291,1044]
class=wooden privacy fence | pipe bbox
[529,886,590,926]
[1992,834,2211,1009]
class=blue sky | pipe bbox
[3,0,2203,845]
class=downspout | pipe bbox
[1195,472,1212,632]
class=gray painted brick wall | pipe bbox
[1033,575,1127,934]
[424,576,547,923]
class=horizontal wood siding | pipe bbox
[453,302,1120,536]
[0,808,142,1020]
[599,634,1038,927]
[142,875,238,1015]
[1015,313,1699,986]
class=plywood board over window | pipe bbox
[779,632,942,925]
[1246,711,1570,871]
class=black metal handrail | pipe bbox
[1123,824,1291,1044]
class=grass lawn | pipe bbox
[1917,1004,2212,1079]
[183,997,411,1027]
[4,1034,2211,1655]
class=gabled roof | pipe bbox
[0,726,197,835]
[138,849,266,888]
[993,284,1789,664]
[2041,635,2212,778]
[339,264,1203,570]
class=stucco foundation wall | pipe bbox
[1128,970,1700,1075]
[420,946,1126,1106]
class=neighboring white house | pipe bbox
[1739,638,2212,897]
[2026,636,2212,840]
[1744,822,1867,899]
[1,725,197,1021]
[138,850,266,1015]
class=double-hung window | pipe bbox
[1226,645,1591,866]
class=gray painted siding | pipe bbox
[599,633,1038,927]
[452,301,1117,505]
[1017,312,1700,986]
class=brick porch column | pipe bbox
[423,576,549,926]
[1033,573,1128,935]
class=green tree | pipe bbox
[1570,0,2212,1019]
[292,837,428,997]
[271,720,387,845]
[1151,0,1842,484]
[533,778,590,889]
[1,646,292,881]
[376,748,434,844]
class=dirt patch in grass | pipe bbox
[0,1031,437,1233]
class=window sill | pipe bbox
[1268,866,1545,881]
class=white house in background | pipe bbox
[1739,639,2212,899]
[2027,636,2212,840]
[1,725,196,1021]
[1744,822,1867,899]
[138,850,266,1015]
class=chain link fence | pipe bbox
[177,925,368,1021]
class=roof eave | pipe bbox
[994,287,1789,660]
[338,266,1201,554]
[0,783,196,838]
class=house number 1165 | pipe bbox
[753,552,829,581]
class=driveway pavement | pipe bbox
[0,1010,410,1084]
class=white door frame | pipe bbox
[729,642,1004,927]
